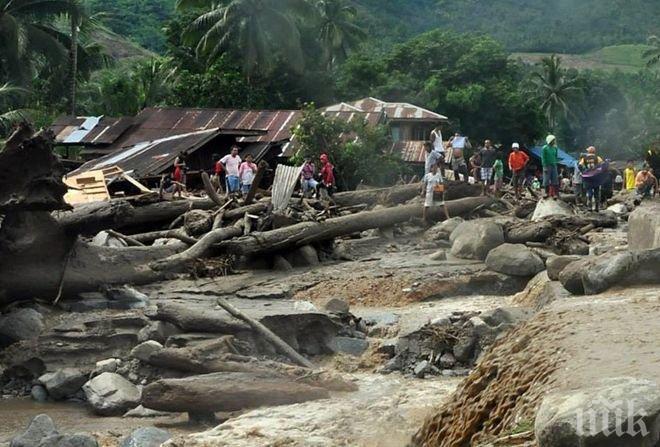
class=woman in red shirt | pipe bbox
[319,153,335,197]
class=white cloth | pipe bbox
[221,154,241,177]
[451,136,467,149]
[423,171,444,207]
[431,130,444,152]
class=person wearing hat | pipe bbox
[508,143,529,199]
[541,135,559,198]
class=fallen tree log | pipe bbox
[129,229,198,245]
[219,196,494,256]
[141,371,330,414]
[148,302,250,334]
[332,181,482,207]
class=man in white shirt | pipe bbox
[221,145,242,194]
[431,125,444,160]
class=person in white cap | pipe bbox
[542,135,559,198]
[508,143,529,199]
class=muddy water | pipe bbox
[0,398,194,446]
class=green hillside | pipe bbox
[513,44,656,73]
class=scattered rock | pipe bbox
[130,341,163,363]
[102,286,149,310]
[123,405,172,418]
[31,385,48,403]
[10,414,58,447]
[272,255,293,271]
[452,336,476,364]
[429,250,447,261]
[293,301,318,312]
[0,308,44,347]
[92,359,121,377]
[531,198,574,221]
[425,217,465,241]
[606,203,628,215]
[535,377,660,447]
[38,368,87,400]
[137,322,181,344]
[236,285,291,300]
[289,245,320,267]
[485,243,545,277]
[450,221,504,260]
[628,202,660,250]
[37,434,98,447]
[439,353,456,369]
[91,231,127,248]
[82,372,141,416]
[120,427,171,447]
[330,336,369,356]
[413,360,430,378]
[183,210,213,236]
[479,307,533,328]
[545,255,583,281]
[321,297,350,315]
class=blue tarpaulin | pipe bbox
[529,146,578,167]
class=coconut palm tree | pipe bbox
[317,0,366,69]
[179,0,314,76]
[0,83,30,137]
[530,54,582,131]
[643,35,660,67]
[0,0,80,84]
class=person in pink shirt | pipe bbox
[238,154,258,195]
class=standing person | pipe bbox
[421,162,445,225]
[173,151,187,187]
[579,146,604,211]
[451,141,469,182]
[507,143,529,199]
[624,160,636,191]
[424,141,443,175]
[572,162,583,204]
[319,153,335,198]
[300,156,318,197]
[430,125,445,165]
[469,151,482,184]
[541,135,559,199]
[479,139,497,190]
[238,154,258,195]
[211,154,225,194]
[493,157,504,194]
[221,145,242,195]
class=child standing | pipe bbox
[238,154,258,195]
[493,158,504,194]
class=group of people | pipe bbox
[300,153,336,199]
[211,146,258,196]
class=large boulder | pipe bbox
[559,248,660,295]
[0,308,44,347]
[120,427,171,447]
[426,217,464,241]
[485,243,545,276]
[546,255,583,281]
[82,373,141,416]
[10,414,58,447]
[535,377,660,447]
[531,198,574,221]
[628,202,660,250]
[38,368,88,400]
[450,221,504,260]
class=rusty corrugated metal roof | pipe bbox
[324,97,448,122]
[391,140,427,163]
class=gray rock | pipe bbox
[91,231,127,248]
[289,245,320,267]
[413,360,430,378]
[272,255,293,271]
[606,203,628,215]
[120,427,171,447]
[321,297,350,315]
[452,336,476,363]
[103,286,149,310]
[92,359,121,377]
[431,316,451,326]
[485,243,545,276]
[439,353,456,369]
[628,202,660,250]
[82,373,141,416]
[123,405,171,418]
[0,308,44,347]
[429,250,447,261]
[137,321,181,344]
[130,341,163,362]
[330,336,369,356]
[427,217,465,241]
[479,307,533,328]
[546,255,583,281]
[535,377,660,447]
[10,414,58,447]
[61,293,109,312]
[31,385,48,403]
[450,221,505,260]
[38,368,87,400]
[531,198,574,221]
[468,317,492,338]
[376,339,397,357]
[37,434,98,447]
[236,285,290,300]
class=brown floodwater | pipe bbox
[0,398,196,446]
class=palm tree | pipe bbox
[317,0,366,69]
[530,54,581,131]
[0,83,30,137]
[179,0,314,76]
[0,0,79,84]
[643,35,660,67]
[132,58,177,109]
